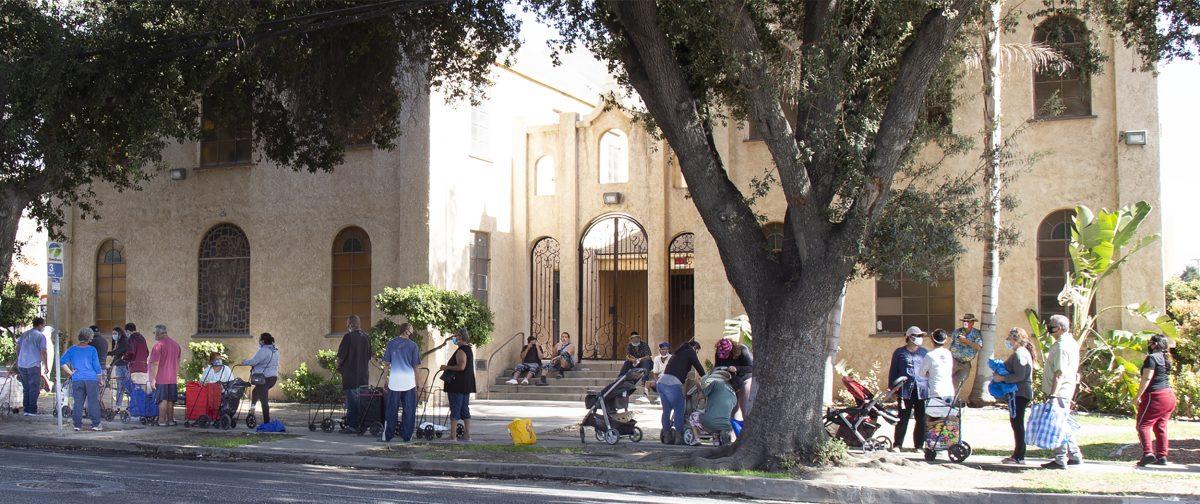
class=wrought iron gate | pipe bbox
[668,233,695,348]
[530,237,561,356]
[579,214,648,360]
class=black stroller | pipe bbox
[823,376,905,453]
[216,378,255,430]
[579,368,645,445]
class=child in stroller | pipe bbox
[682,368,738,446]
[823,376,905,452]
[579,368,645,445]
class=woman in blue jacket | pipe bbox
[887,326,929,451]
[61,327,104,431]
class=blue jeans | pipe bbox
[18,366,41,414]
[344,388,360,428]
[385,388,417,441]
[72,380,101,428]
[448,392,471,420]
[658,382,685,433]
[111,366,130,408]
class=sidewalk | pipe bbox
[2,397,1197,503]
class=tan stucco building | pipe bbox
[52,15,1163,398]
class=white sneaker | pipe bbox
[520,379,529,385]
[22,412,33,417]
[636,396,650,403]
[91,425,103,431]
[505,379,518,385]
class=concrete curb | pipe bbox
[0,433,1191,504]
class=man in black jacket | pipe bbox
[336,315,372,433]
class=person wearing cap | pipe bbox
[918,328,956,404]
[646,342,673,402]
[888,326,929,451]
[950,313,983,389]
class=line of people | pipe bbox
[14,318,279,431]
[889,312,1178,468]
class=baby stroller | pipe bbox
[824,376,904,453]
[215,378,255,430]
[683,369,737,446]
[579,368,645,445]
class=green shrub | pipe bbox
[812,437,848,466]
[182,341,228,381]
[833,360,884,407]
[1174,366,1200,420]
[0,329,16,365]
[280,363,342,403]
[317,349,338,372]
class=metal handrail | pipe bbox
[483,331,525,399]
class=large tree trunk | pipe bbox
[969,0,1004,405]
[703,290,833,469]
[0,187,35,292]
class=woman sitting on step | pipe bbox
[536,332,574,386]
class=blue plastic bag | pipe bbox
[730,418,743,436]
[987,358,1017,399]
[255,420,286,433]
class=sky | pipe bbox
[1158,59,1200,279]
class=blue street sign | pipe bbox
[48,262,64,278]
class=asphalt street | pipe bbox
[0,448,781,503]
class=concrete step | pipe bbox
[489,384,604,395]
[485,392,585,402]
[493,377,614,387]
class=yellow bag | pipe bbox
[507,418,537,445]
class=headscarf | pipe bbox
[716,338,734,359]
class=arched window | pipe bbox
[535,156,556,196]
[198,224,250,334]
[332,227,372,333]
[762,222,785,254]
[95,239,127,332]
[599,129,629,184]
[1037,210,1075,316]
[1033,16,1091,118]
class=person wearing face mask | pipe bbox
[107,327,130,410]
[994,328,1040,464]
[918,328,956,404]
[1134,334,1176,467]
[949,314,983,390]
[619,332,654,400]
[1041,314,1082,469]
[200,352,234,384]
[439,328,476,442]
[888,326,929,451]
[240,333,280,424]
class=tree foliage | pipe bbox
[1,277,40,331]
[0,0,522,289]
[375,284,495,348]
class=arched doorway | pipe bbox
[530,237,561,355]
[668,233,695,348]
[579,214,648,360]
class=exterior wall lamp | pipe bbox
[1119,130,1148,146]
[168,168,188,181]
[603,192,623,205]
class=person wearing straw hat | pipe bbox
[950,313,983,390]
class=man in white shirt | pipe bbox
[642,342,672,404]
[1041,314,1083,469]
[382,322,421,442]
[917,328,955,401]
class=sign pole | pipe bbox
[48,241,64,435]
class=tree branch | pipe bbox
[838,0,979,241]
[606,0,777,313]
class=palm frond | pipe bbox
[964,42,1072,73]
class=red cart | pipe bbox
[184,382,222,428]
